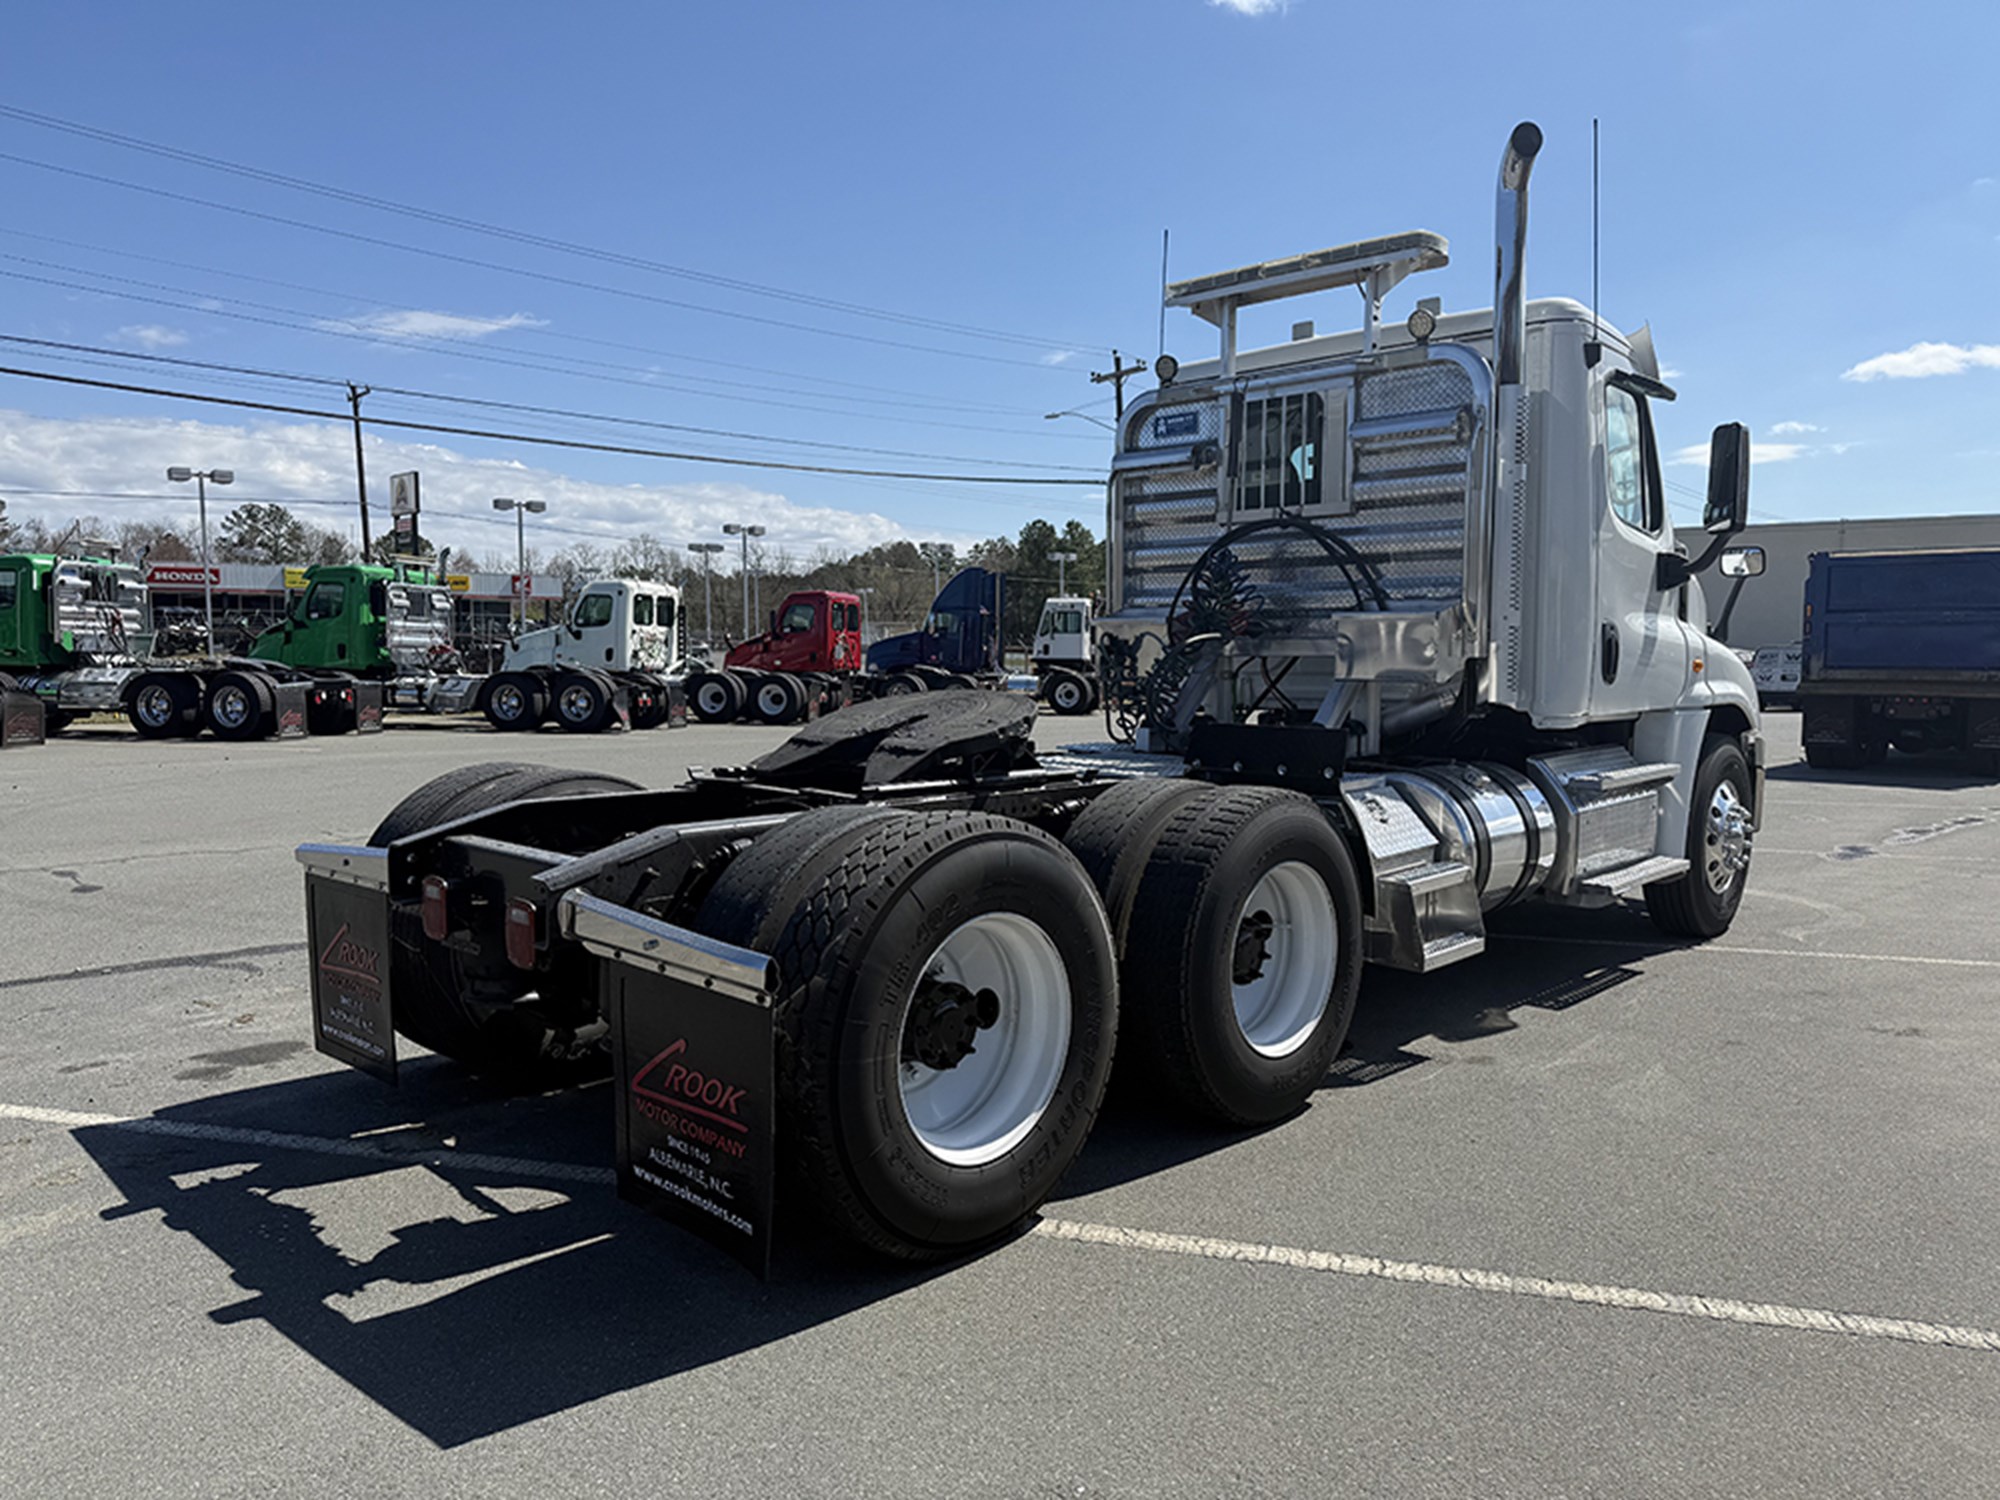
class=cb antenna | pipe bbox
[1158,229,1171,363]
[1586,117,1603,367]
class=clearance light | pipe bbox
[420,876,450,941]
[505,898,539,970]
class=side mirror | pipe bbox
[1718,546,1765,579]
[1704,422,1751,535]
[1658,422,1753,590]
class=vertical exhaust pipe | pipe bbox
[1492,121,1543,387]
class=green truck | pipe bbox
[0,551,683,740]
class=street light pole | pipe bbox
[1050,549,1077,595]
[688,541,724,649]
[722,522,766,639]
[492,497,548,631]
[167,466,233,655]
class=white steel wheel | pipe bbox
[1229,860,1338,1058]
[899,912,1071,1168]
[1049,675,1086,713]
[696,679,733,716]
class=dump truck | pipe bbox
[298,122,1763,1273]
[1797,547,2000,772]
[686,568,1006,724]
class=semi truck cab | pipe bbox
[504,578,686,677]
[726,589,862,676]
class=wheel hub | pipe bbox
[214,688,249,728]
[1704,782,1753,893]
[136,686,174,726]
[903,976,1001,1071]
[1232,909,1275,984]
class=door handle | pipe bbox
[1600,623,1620,684]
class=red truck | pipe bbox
[690,590,863,723]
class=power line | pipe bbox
[0,333,1103,472]
[0,365,1107,485]
[0,103,1105,354]
[0,227,1076,420]
[0,261,1105,443]
[0,150,1089,373]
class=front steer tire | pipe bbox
[368,762,643,1080]
[1644,734,1754,939]
[697,807,1118,1260]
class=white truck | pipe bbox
[462,577,689,732]
[295,123,1762,1272]
[1030,595,1101,714]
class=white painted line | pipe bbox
[0,1102,616,1186]
[12,1101,1998,1355]
[1031,1218,2000,1354]
[1496,934,2000,969]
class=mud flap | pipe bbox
[353,681,385,733]
[1,691,45,747]
[273,681,312,740]
[298,844,397,1082]
[566,892,776,1277]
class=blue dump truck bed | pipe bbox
[1804,547,2000,682]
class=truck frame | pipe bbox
[297,123,1765,1273]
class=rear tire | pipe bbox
[1044,671,1091,715]
[482,673,547,732]
[368,763,644,1079]
[1645,734,1754,939]
[697,807,1118,1259]
[552,671,613,733]
[749,672,807,725]
[1122,786,1363,1125]
[1063,776,1214,957]
[884,672,927,696]
[689,670,746,723]
[127,674,200,739]
[205,670,274,741]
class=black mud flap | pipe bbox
[299,844,397,1082]
[273,681,312,740]
[569,892,777,1277]
[353,681,385,733]
[1,691,45,748]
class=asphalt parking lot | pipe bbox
[1,710,1996,1498]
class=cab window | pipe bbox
[0,571,16,612]
[657,596,676,632]
[574,594,614,628]
[843,603,859,631]
[1052,608,1083,635]
[1605,384,1660,533]
[305,581,346,621]
[780,601,816,634]
[632,594,654,626]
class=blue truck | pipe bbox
[1799,547,2000,773]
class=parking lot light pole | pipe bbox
[166,466,233,656]
[492,497,547,631]
[722,522,766,639]
[1049,549,1077,595]
[688,541,724,650]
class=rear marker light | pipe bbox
[420,876,450,941]
[505,899,538,970]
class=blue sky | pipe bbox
[2,0,1996,567]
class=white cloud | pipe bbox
[1039,350,1078,366]
[1769,420,1821,435]
[1658,365,1684,380]
[113,325,188,350]
[0,408,993,558]
[1670,440,1808,467]
[321,309,547,343]
[1841,341,2000,381]
[1210,0,1286,12]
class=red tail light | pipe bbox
[505,898,538,970]
[420,875,450,941]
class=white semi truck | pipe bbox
[296,123,1762,1272]
[1030,594,1101,714]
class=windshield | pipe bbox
[574,593,615,628]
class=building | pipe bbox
[1713,513,2000,652]
[142,562,563,663]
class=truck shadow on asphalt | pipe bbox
[1766,753,1998,790]
[69,1066,954,1449]
[1051,903,1665,1196]
[67,903,1674,1447]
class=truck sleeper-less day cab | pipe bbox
[0,556,684,740]
[297,124,1762,1274]
[687,569,1006,725]
[1031,595,1099,714]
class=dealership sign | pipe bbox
[146,564,220,587]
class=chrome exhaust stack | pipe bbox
[1492,121,1543,387]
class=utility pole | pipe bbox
[347,383,373,555]
[1090,349,1148,420]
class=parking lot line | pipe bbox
[1496,934,2000,969]
[1029,1220,2000,1354]
[9,1101,1997,1356]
